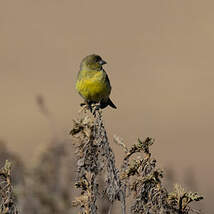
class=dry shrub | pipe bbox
[0,160,19,214]
[70,106,203,214]
[0,101,203,214]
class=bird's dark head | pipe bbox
[80,54,107,71]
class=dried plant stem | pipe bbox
[94,110,126,214]
[71,107,126,214]
[0,160,18,214]
[70,106,203,214]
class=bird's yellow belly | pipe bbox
[76,78,110,102]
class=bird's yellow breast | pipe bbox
[76,70,111,102]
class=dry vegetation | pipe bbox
[0,101,203,214]
[70,106,203,214]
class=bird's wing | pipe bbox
[103,69,111,88]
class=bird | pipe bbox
[76,54,116,110]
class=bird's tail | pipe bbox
[100,98,117,109]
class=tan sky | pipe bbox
[0,0,213,212]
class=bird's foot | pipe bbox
[79,102,101,115]
[79,102,91,113]
[91,103,101,116]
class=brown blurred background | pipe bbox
[0,0,213,212]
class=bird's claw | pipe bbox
[79,102,101,115]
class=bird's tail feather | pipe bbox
[100,98,117,109]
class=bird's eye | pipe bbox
[95,56,101,62]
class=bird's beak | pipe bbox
[99,60,107,65]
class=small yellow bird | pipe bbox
[76,54,116,109]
